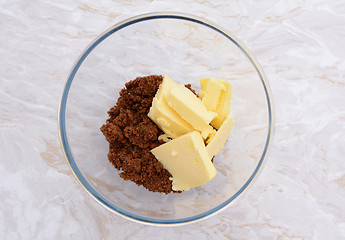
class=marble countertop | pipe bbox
[1,0,345,239]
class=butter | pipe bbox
[166,83,217,133]
[201,125,217,142]
[205,129,216,145]
[154,74,176,100]
[199,78,226,112]
[206,114,234,157]
[151,131,216,191]
[199,78,232,129]
[148,75,194,139]
[158,134,172,142]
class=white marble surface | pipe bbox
[1,0,345,239]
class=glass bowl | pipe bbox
[59,12,274,225]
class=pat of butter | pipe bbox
[206,114,234,157]
[166,83,217,133]
[151,131,216,191]
[199,78,226,112]
[200,78,232,129]
[158,134,172,142]
[148,75,194,139]
[155,74,176,100]
[205,129,216,145]
[201,125,217,142]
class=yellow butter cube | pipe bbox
[206,114,234,157]
[151,131,216,191]
[148,75,194,139]
[166,83,217,133]
[199,78,232,130]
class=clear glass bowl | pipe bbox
[59,12,274,225]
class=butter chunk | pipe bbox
[199,78,226,112]
[158,134,171,142]
[148,75,194,139]
[155,74,176,100]
[199,78,232,130]
[201,125,217,142]
[151,131,217,191]
[166,84,217,133]
[211,80,232,129]
[205,129,216,145]
[206,114,234,157]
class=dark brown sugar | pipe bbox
[100,75,174,194]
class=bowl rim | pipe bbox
[58,11,275,226]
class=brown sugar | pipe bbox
[101,75,174,193]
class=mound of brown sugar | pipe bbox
[100,75,174,193]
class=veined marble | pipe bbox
[1,0,345,239]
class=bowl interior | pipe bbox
[61,14,272,224]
